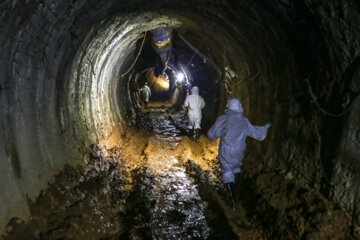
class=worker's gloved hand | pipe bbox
[266,122,272,127]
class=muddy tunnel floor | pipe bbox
[135,109,190,142]
[2,129,359,240]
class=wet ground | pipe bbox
[2,111,359,239]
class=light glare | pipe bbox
[177,73,185,82]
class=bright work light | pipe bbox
[176,73,185,82]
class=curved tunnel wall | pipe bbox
[66,13,183,146]
[1,0,360,231]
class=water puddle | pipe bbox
[145,152,210,239]
[128,111,211,239]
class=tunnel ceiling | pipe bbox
[1,0,360,233]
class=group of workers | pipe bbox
[139,83,205,142]
[139,82,271,210]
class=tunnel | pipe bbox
[1,0,360,239]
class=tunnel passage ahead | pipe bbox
[67,9,277,147]
[1,0,360,238]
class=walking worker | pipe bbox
[183,86,205,141]
[207,98,271,210]
[140,82,151,106]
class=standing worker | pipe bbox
[183,86,205,141]
[140,82,151,106]
[207,98,271,210]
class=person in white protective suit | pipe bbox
[183,86,205,141]
[140,82,151,106]
[207,98,271,210]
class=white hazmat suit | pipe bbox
[207,98,270,183]
[183,86,205,129]
[140,83,151,104]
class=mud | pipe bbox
[2,144,128,239]
[2,118,359,239]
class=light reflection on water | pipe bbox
[138,112,210,239]
[148,153,209,239]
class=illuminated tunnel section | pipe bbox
[69,12,230,141]
[127,27,222,132]
[1,0,360,238]
[68,10,269,141]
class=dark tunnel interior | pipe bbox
[1,0,360,239]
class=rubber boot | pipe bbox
[227,182,237,210]
[188,128,194,139]
[193,128,200,141]
[235,173,240,201]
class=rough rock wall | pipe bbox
[332,73,360,222]
[0,0,115,230]
[270,0,360,219]
[303,0,360,217]
[307,0,360,222]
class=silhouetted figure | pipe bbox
[207,98,271,210]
